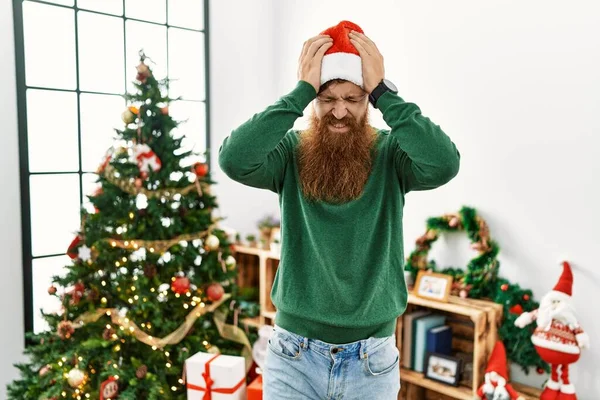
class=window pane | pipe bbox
[82,173,100,213]
[32,255,70,333]
[169,100,206,160]
[126,0,166,24]
[168,0,203,30]
[77,0,123,15]
[78,11,124,93]
[168,28,205,100]
[80,93,124,171]
[30,174,81,257]
[126,20,167,93]
[27,90,79,172]
[23,2,76,89]
[38,0,74,5]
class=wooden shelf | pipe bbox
[233,244,280,260]
[400,368,472,400]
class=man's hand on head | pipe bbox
[298,35,333,93]
[348,30,385,94]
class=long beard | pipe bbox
[538,301,577,328]
[297,111,377,204]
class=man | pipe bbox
[219,20,460,400]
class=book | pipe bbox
[426,325,452,355]
[413,314,446,372]
[402,311,431,369]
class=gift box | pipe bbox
[185,351,247,400]
[247,375,263,400]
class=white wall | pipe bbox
[0,0,25,396]
[209,0,281,238]
[212,0,600,397]
[265,0,599,396]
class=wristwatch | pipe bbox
[369,79,398,108]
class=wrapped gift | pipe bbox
[186,351,247,400]
[247,375,263,400]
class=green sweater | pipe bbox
[218,80,460,343]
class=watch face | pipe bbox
[383,79,398,92]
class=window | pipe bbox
[12,0,210,333]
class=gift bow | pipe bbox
[187,354,245,400]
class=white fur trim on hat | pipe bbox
[544,290,571,303]
[561,384,575,394]
[320,52,363,88]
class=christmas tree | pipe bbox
[7,52,258,400]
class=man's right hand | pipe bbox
[297,35,333,93]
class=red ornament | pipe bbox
[66,236,82,259]
[509,304,524,315]
[48,285,57,295]
[140,171,148,180]
[160,106,169,115]
[501,283,509,291]
[537,367,545,374]
[171,276,190,294]
[68,282,86,305]
[523,294,530,301]
[135,178,143,188]
[206,282,224,302]
[194,162,209,177]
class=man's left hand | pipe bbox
[349,30,385,94]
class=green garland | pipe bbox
[405,206,547,374]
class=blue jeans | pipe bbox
[264,324,400,400]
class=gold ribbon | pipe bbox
[101,163,211,199]
[72,293,254,372]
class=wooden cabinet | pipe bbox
[232,245,541,399]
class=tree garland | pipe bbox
[405,206,547,374]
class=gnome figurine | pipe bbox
[475,341,524,400]
[515,261,590,400]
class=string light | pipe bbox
[131,286,136,291]
[183,304,189,309]
[106,311,111,316]
[134,295,139,300]
[122,257,128,262]
[165,351,170,356]
[186,292,192,297]
[102,281,107,286]
[150,288,155,292]
[115,261,120,267]
[166,362,172,368]
[133,276,138,281]
[129,212,134,219]
[171,386,177,391]
[111,241,117,247]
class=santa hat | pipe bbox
[319,20,364,88]
[547,261,573,302]
[485,341,509,380]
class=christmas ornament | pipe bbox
[143,264,157,278]
[57,320,75,339]
[48,286,57,295]
[66,368,86,388]
[67,282,85,305]
[136,365,148,379]
[459,289,468,298]
[194,162,209,177]
[171,276,190,294]
[135,178,143,188]
[501,284,509,291]
[121,108,135,124]
[77,245,92,262]
[523,294,530,301]
[225,255,237,270]
[205,234,220,251]
[100,376,119,400]
[132,144,162,174]
[160,106,169,115]
[206,282,224,302]
[515,261,590,400]
[475,341,524,400]
[66,235,82,259]
[509,304,524,315]
[39,364,51,377]
[136,62,151,83]
[103,327,116,341]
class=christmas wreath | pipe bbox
[405,206,547,374]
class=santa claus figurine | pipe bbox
[475,341,524,400]
[514,261,590,400]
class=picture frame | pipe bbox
[414,270,453,303]
[424,352,462,387]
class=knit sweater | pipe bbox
[218,80,460,343]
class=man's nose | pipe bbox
[331,103,348,120]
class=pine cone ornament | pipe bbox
[136,365,148,379]
[57,321,75,340]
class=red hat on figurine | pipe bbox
[552,261,573,298]
[319,20,364,88]
[485,341,509,380]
